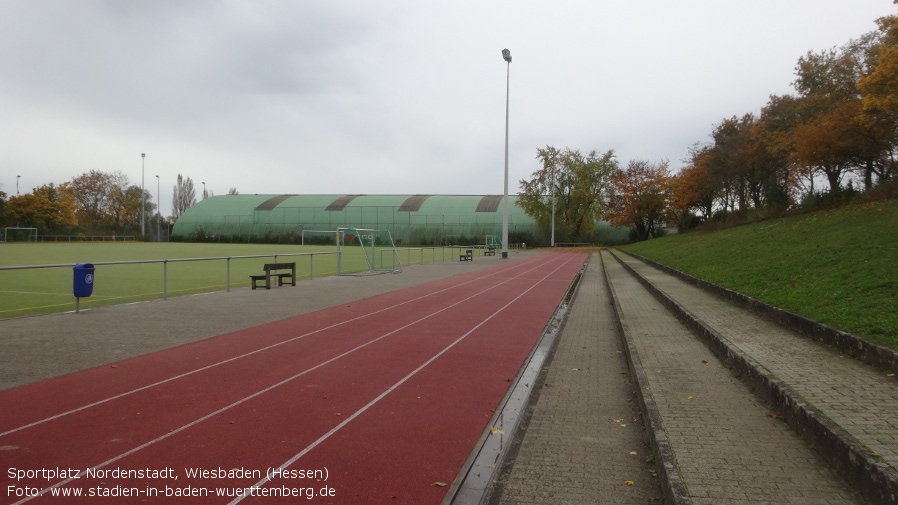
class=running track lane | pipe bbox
[1,251,586,504]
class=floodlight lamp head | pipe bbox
[502,48,511,63]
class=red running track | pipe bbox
[1,251,586,504]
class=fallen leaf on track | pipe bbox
[624,480,635,486]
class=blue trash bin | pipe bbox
[73,263,95,298]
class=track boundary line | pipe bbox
[11,253,578,505]
[0,254,554,437]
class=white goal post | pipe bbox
[336,227,402,275]
[2,227,38,242]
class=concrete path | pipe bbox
[601,250,865,505]
[486,254,662,505]
[486,251,869,504]
[611,249,898,469]
[608,249,898,505]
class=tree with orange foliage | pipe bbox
[858,12,898,185]
[672,146,717,221]
[753,94,802,209]
[6,184,77,230]
[792,34,885,192]
[70,170,114,226]
[605,160,674,241]
[790,100,865,191]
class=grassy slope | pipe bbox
[621,200,898,351]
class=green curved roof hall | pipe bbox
[171,194,542,244]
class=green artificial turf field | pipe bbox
[0,242,441,319]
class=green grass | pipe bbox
[0,243,450,320]
[621,200,898,351]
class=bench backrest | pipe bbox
[263,262,296,272]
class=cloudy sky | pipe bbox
[1,0,892,216]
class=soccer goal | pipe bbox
[301,229,341,246]
[2,227,38,242]
[336,227,402,275]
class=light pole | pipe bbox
[202,181,206,200]
[155,175,160,241]
[16,175,20,196]
[501,48,512,259]
[141,153,146,236]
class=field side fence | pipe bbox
[0,252,341,301]
[0,246,492,318]
[393,245,498,267]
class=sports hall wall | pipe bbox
[171,194,628,245]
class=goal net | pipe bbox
[337,228,402,275]
[301,229,341,246]
[2,227,38,242]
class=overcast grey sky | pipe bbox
[1,0,892,217]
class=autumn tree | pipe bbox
[791,35,886,192]
[707,114,756,214]
[516,147,616,243]
[606,160,674,241]
[0,189,8,227]
[172,174,197,220]
[106,171,132,233]
[5,184,77,230]
[753,94,803,208]
[70,170,114,226]
[32,183,77,229]
[858,13,898,185]
[127,186,155,229]
[5,195,40,228]
[673,145,718,222]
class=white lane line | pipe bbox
[0,255,552,437]
[11,254,576,505]
[230,253,581,504]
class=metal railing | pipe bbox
[0,251,337,302]
[0,245,520,319]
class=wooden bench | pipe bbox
[484,246,496,256]
[250,262,296,290]
[459,249,473,262]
